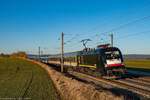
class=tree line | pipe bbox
[0,52,27,58]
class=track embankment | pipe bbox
[69,71,150,99]
[26,59,125,100]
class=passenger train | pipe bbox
[42,45,126,78]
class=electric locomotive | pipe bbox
[45,45,126,78]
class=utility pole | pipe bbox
[61,32,64,72]
[41,50,43,56]
[38,46,40,61]
[110,33,113,47]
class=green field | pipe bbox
[124,59,150,72]
[0,57,60,100]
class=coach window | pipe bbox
[67,58,69,62]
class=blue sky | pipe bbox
[0,0,150,54]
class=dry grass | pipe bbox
[47,70,124,100]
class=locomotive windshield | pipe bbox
[104,49,122,65]
[104,51,121,60]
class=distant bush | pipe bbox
[10,52,27,58]
[145,58,150,60]
[0,53,10,58]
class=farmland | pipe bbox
[124,59,150,72]
[0,57,60,100]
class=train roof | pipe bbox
[80,47,120,55]
[48,51,78,57]
[48,47,120,58]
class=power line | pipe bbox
[64,34,80,45]
[59,3,150,47]
[117,30,150,40]
[64,4,150,44]
[61,15,150,52]
[71,2,150,37]
[83,14,150,44]
[96,15,150,36]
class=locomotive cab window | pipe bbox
[104,51,121,60]
[104,50,122,66]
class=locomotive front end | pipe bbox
[103,47,126,76]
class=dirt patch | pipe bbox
[26,59,125,100]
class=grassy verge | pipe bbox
[124,59,150,73]
[0,57,60,100]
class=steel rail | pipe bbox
[70,71,150,98]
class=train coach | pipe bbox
[42,45,126,78]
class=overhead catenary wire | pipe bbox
[59,4,150,53]
[54,3,150,54]
[65,15,150,47]
[64,34,80,45]
[69,2,150,38]
[63,14,150,48]
[117,30,150,40]
[66,4,150,43]
[94,15,150,37]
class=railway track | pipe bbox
[125,78,150,86]
[69,71,150,98]
[125,72,150,82]
[114,79,150,91]
[138,77,150,82]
